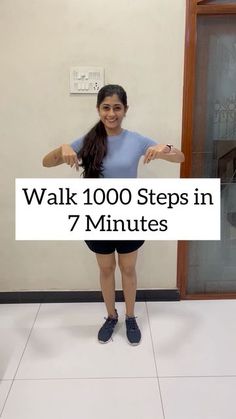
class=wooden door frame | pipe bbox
[177,0,236,299]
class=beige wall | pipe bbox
[0,0,186,291]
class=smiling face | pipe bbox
[97,94,128,136]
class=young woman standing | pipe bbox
[43,84,184,346]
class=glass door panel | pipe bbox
[198,1,236,4]
[187,15,236,293]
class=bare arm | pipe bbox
[144,144,185,164]
[42,144,79,170]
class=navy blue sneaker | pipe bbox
[125,316,141,346]
[98,309,118,343]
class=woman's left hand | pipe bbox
[143,144,170,164]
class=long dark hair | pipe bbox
[78,84,127,178]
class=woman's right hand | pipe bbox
[61,144,79,170]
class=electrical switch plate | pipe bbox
[70,67,104,94]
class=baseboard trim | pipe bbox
[0,289,180,304]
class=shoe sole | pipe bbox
[127,338,142,346]
[98,338,112,344]
[98,337,141,345]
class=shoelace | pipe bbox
[126,316,138,330]
[103,316,118,329]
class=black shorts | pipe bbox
[85,240,145,255]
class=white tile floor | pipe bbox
[0,300,236,419]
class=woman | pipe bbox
[43,84,184,346]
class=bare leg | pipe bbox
[96,253,117,318]
[118,250,138,317]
